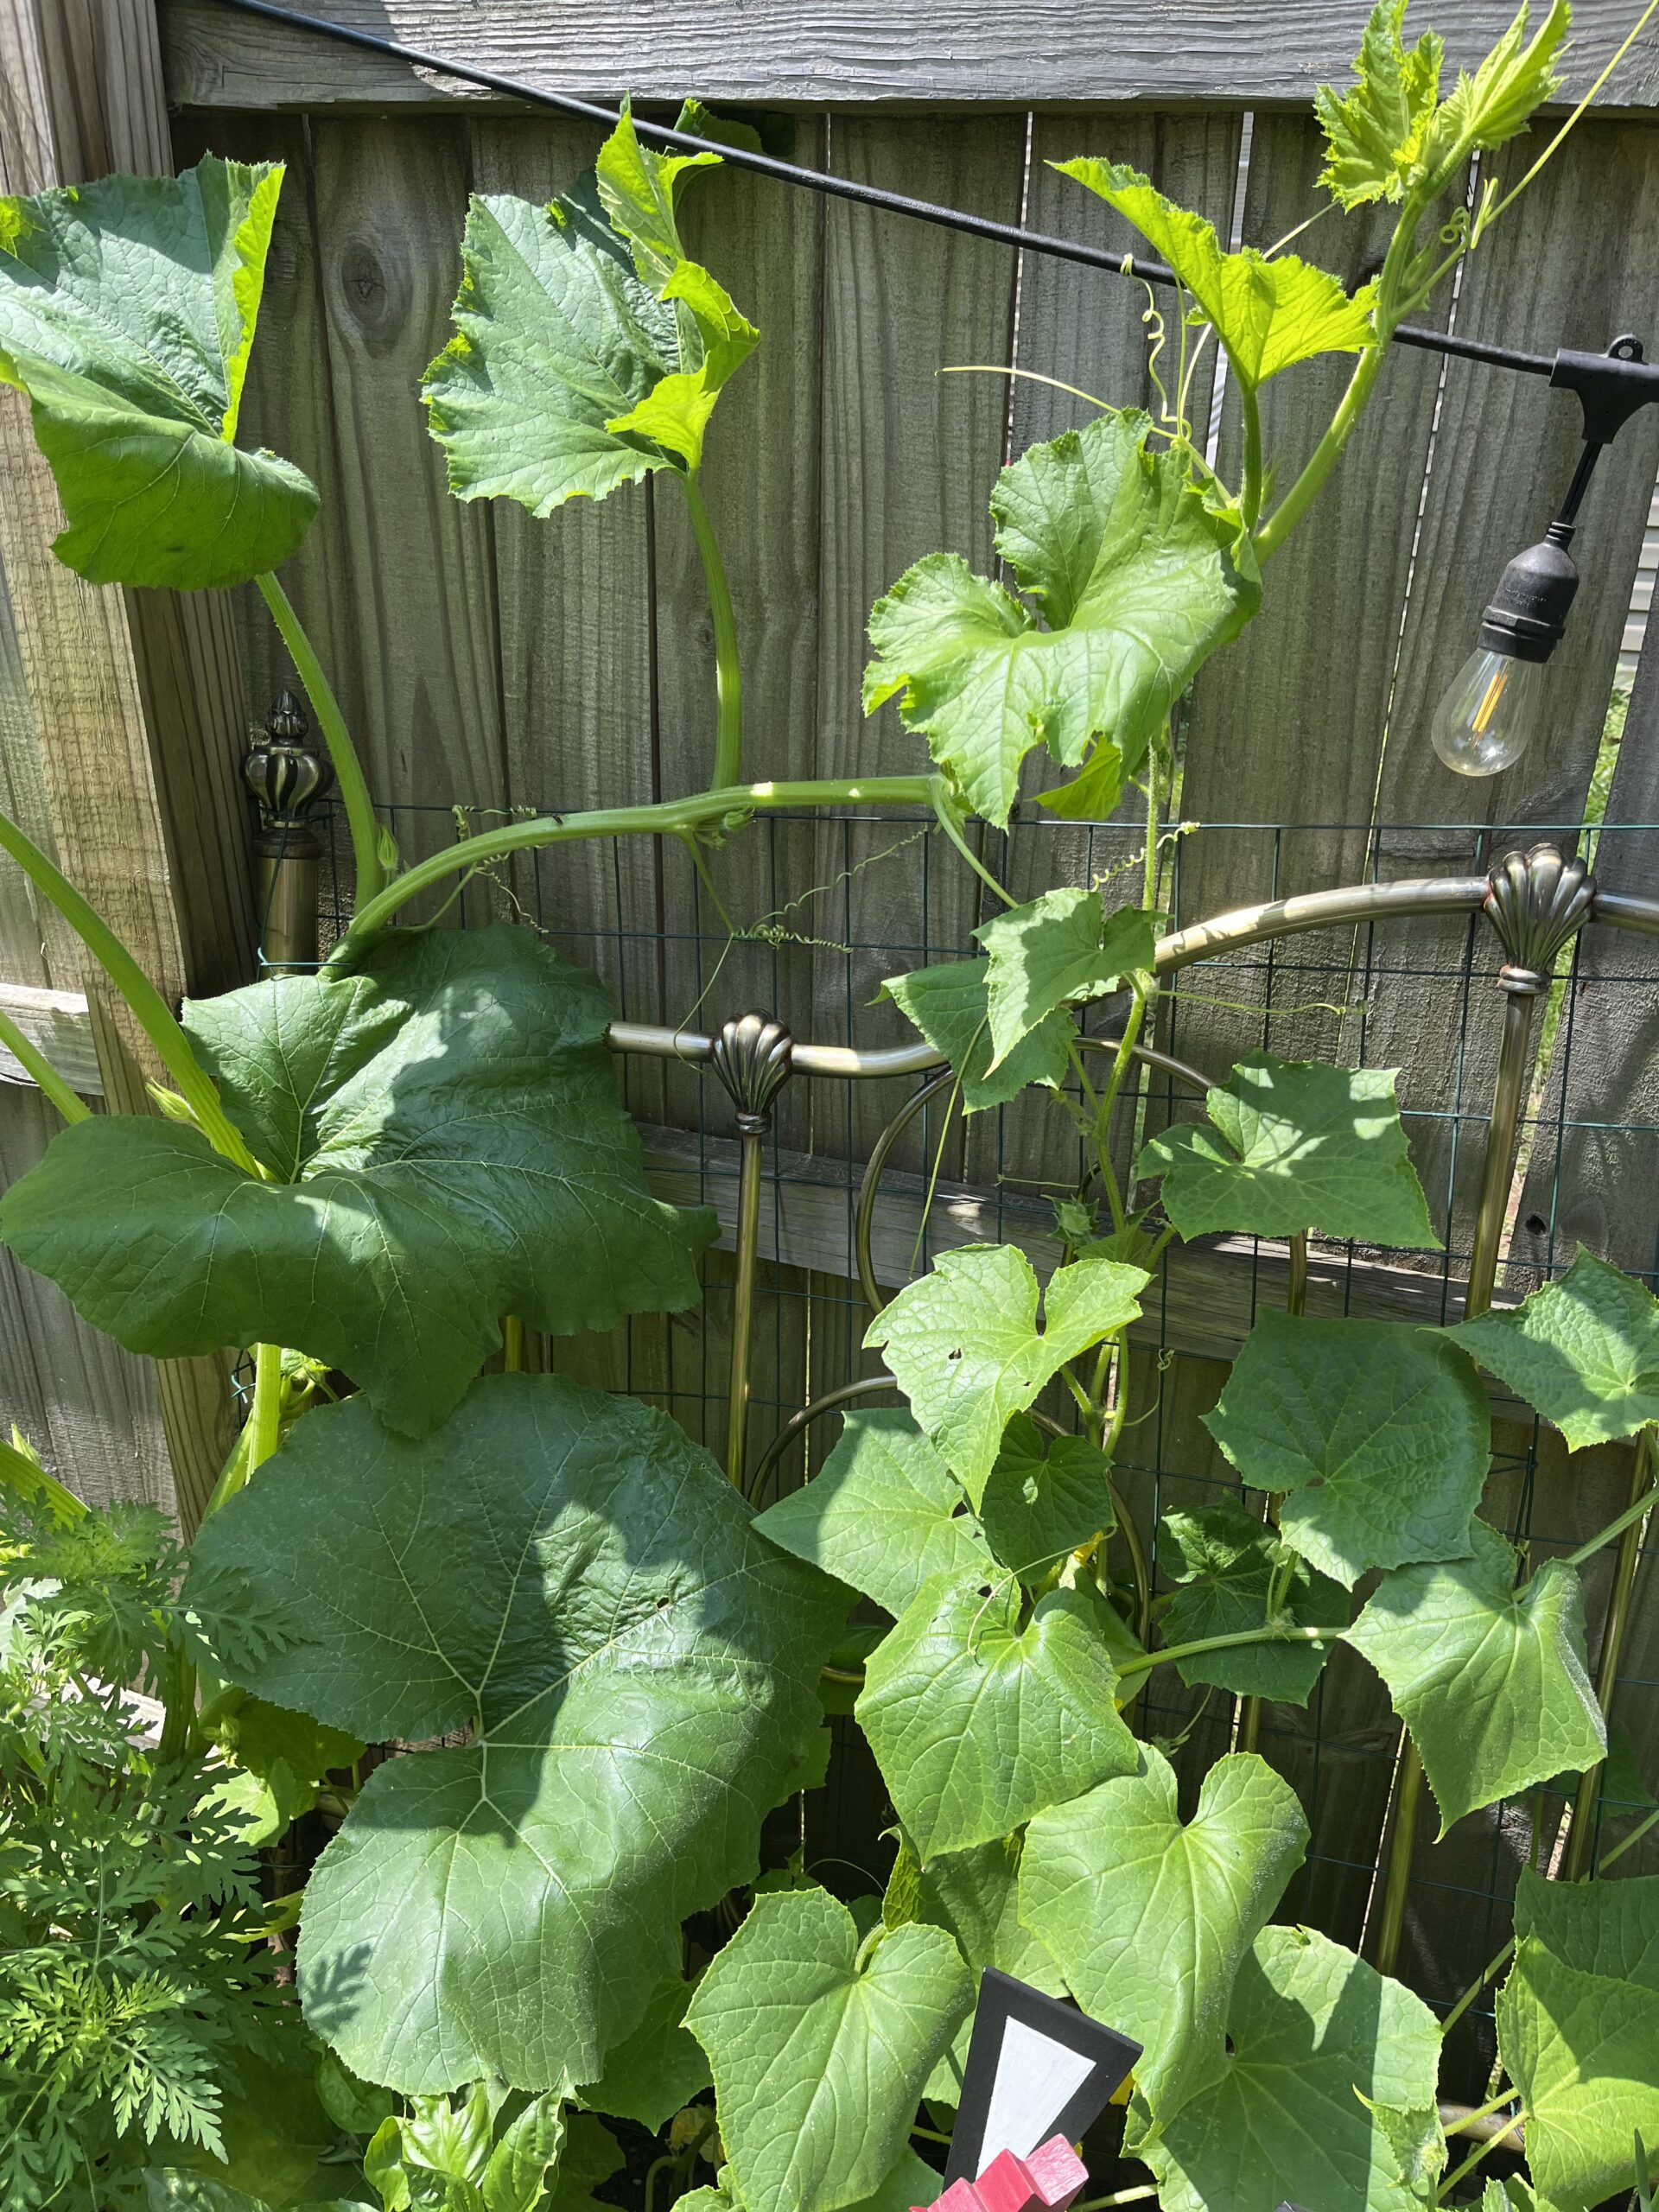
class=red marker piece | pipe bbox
[911,2133,1088,2212]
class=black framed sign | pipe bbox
[943,1970,1143,2186]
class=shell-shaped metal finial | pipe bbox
[711,1012,794,1133]
[244,690,335,827]
[1482,841,1595,995]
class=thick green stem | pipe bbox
[339,776,941,949]
[0,1011,89,1126]
[246,1343,284,1477]
[1255,342,1388,561]
[0,810,257,1173]
[1564,1478,1659,1572]
[1116,1620,1332,1684]
[1239,383,1266,532]
[680,472,743,790]
[502,1315,525,1374]
[255,571,386,910]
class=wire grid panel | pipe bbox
[299,804,1659,2094]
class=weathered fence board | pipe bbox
[159,0,1659,111]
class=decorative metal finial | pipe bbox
[244,690,334,828]
[1481,841,1595,995]
[710,1013,794,1134]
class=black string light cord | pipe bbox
[202,0,1578,380]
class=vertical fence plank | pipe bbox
[1363,120,1659,1265]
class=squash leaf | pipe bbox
[1057,162,1376,385]
[426,104,755,505]
[975,892,1157,1070]
[1136,1052,1439,1248]
[0,158,318,588]
[0,925,715,1438]
[857,1573,1138,1859]
[1448,1249,1659,1449]
[1204,1313,1490,1588]
[865,1245,1147,1505]
[1020,1747,1307,2113]
[1343,1522,1605,1833]
[864,412,1257,827]
[184,1373,843,2094]
[685,1886,971,2212]
[1139,1926,1443,2212]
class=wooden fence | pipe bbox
[5,0,1659,2069]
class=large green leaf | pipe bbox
[685,1886,971,2212]
[1448,1249,1659,1449]
[877,960,1072,1116]
[864,412,1257,827]
[1343,1522,1604,1832]
[0,925,713,1437]
[1157,1500,1345,1703]
[0,159,317,588]
[1204,1313,1489,1587]
[425,105,754,506]
[865,1246,1147,1506]
[578,1974,711,2132]
[754,1409,990,1619]
[1019,1747,1306,2110]
[909,1833,1068,2105]
[978,1414,1115,1586]
[975,893,1158,1071]
[1056,162,1376,388]
[1497,1867,1659,2212]
[1136,1053,1438,1247]
[1141,1926,1443,2212]
[183,1373,842,2093]
[858,1573,1137,1859]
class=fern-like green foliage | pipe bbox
[0,1485,298,2210]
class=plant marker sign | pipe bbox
[918,1970,1141,2212]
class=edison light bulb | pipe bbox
[1429,646,1548,777]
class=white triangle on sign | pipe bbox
[974,2016,1096,2176]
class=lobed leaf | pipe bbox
[865,1244,1147,1505]
[977,1414,1115,1585]
[975,891,1157,1070]
[1057,161,1376,385]
[877,959,1072,1116]
[1136,1052,1438,1248]
[1448,1249,1659,1449]
[685,1886,971,2212]
[1314,0,1448,207]
[754,1408,990,1619]
[909,1832,1068,2106]
[1204,1313,1490,1587]
[183,1373,844,2092]
[858,1573,1138,1859]
[0,925,715,1438]
[1140,1925,1443,2212]
[1343,1522,1605,1832]
[578,1974,710,2133]
[0,159,318,588]
[864,413,1257,827]
[1020,1746,1307,2111]
[1158,1499,1345,1703]
[1498,1867,1659,2212]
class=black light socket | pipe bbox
[1476,524,1580,664]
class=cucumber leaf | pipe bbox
[1056,162,1376,387]
[1139,1925,1443,2212]
[426,105,755,506]
[864,412,1257,828]
[685,1886,971,2212]
[183,1373,843,2092]
[1448,1249,1659,1449]
[1135,1052,1438,1248]
[1158,1500,1345,1703]
[0,925,715,1438]
[577,1974,710,2133]
[908,1832,1069,2106]
[975,892,1157,1070]
[0,158,318,588]
[1204,1313,1490,1588]
[1020,1747,1307,2112]
[877,959,1073,1116]
[1314,0,1447,207]
[1498,1867,1659,2212]
[978,1414,1115,1584]
[754,1408,991,1619]
[1343,1522,1604,1833]
[865,1245,1147,1505]
[857,1573,1138,1859]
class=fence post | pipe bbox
[0,0,259,1529]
